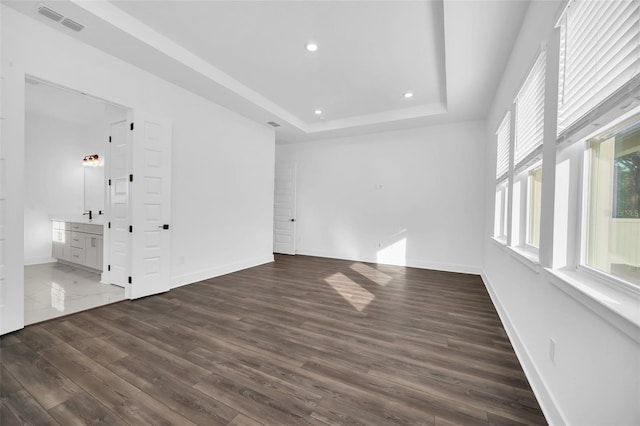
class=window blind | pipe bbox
[515,52,546,168]
[557,0,640,138]
[496,111,511,180]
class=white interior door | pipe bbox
[273,163,297,255]
[129,111,172,299]
[107,120,130,289]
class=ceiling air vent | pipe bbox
[37,5,63,22]
[267,121,281,127]
[61,18,85,32]
[36,4,85,32]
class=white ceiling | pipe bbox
[7,0,530,143]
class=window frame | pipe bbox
[494,178,509,243]
[511,159,543,256]
[573,113,640,294]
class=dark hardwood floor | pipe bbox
[1,255,546,425]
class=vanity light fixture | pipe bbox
[82,154,100,167]
[306,42,319,52]
[403,92,414,99]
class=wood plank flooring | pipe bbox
[1,255,546,425]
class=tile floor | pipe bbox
[24,262,125,325]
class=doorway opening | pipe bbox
[23,77,128,324]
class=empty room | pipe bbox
[0,0,639,425]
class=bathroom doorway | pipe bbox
[23,77,127,324]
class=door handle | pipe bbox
[158,224,170,230]
[290,219,296,222]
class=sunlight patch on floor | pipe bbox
[325,272,375,311]
[350,262,392,286]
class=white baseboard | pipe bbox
[295,248,481,275]
[481,272,566,426]
[24,256,56,266]
[170,254,274,289]
[405,259,482,275]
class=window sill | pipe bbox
[507,245,541,273]
[545,268,640,344]
[491,236,508,251]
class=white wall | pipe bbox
[277,121,485,274]
[482,1,640,424]
[1,5,275,334]
[24,112,103,265]
[0,3,7,337]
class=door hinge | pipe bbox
[129,174,133,182]
[108,222,111,229]
[108,179,111,186]
[128,276,132,284]
[108,265,111,271]
[130,122,134,131]
[129,225,133,233]
[108,136,112,143]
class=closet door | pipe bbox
[129,111,172,299]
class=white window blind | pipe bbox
[557,0,640,138]
[515,52,546,167]
[496,111,511,179]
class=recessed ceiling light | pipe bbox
[314,109,322,115]
[306,42,318,52]
[403,92,414,99]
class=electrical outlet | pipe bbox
[549,338,556,363]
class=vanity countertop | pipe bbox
[50,215,105,225]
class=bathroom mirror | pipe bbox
[84,165,104,214]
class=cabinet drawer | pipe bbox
[84,224,103,236]
[69,222,84,232]
[70,247,85,263]
[70,232,85,248]
[68,222,103,235]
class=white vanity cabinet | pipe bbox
[53,221,103,271]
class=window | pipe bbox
[511,52,546,252]
[584,116,640,286]
[494,112,511,241]
[553,0,640,291]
